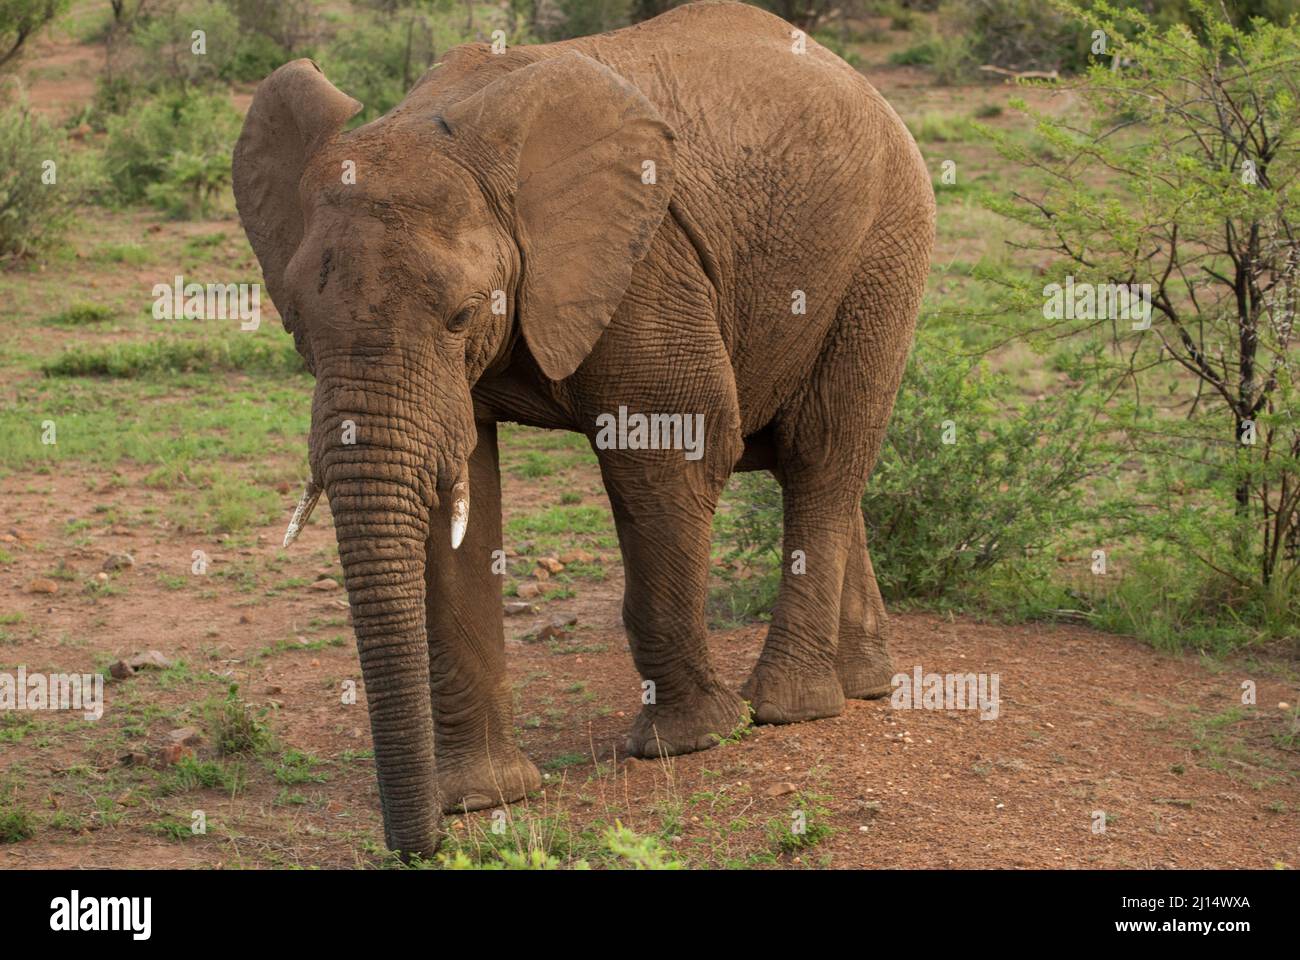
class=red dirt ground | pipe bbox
[1,461,1296,869]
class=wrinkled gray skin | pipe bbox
[233,1,934,859]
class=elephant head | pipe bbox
[232,54,675,857]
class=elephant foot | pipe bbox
[438,746,543,814]
[741,662,846,725]
[836,640,895,700]
[625,684,751,758]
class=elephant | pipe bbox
[232,0,934,859]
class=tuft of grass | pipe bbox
[45,304,115,326]
[161,756,245,795]
[42,337,305,379]
[201,685,272,757]
[765,790,836,854]
[906,111,982,144]
[0,805,35,843]
[146,816,195,841]
[542,752,588,771]
[271,749,328,785]
[89,243,150,265]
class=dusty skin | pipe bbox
[233,1,933,857]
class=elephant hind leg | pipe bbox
[743,263,920,723]
[836,510,894,699]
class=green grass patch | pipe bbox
[41,337,304,379]
[44,304,115,326]
[0,805,35,843]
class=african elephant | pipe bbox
[232,0,934,858]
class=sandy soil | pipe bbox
[1,461,1296,869]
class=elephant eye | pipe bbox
[447,306,474,333]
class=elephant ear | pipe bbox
[233,59,362,321]
[441,52,676,381]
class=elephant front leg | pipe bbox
[600,457,750,758]
[425,421,541,813]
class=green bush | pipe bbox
[0,99,82,257]
[223,0,316,79]
[0,0,69,69]
[101,91,240,218]
[722,334,1110,604]
[322,8,474,120]
[863,340,1109,600]
[938,0,1093,74]
[984,0,1300,641]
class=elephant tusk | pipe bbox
[283,480,322,548]
[449,464,470,550]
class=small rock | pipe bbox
[155,743,193,766]
[25,579,59,595]
[239,613,253,624]
[118,751,148,767]
[504,601,534,616]
[558,549,594,565]
[1280,702,1291,710]
[95,572,109,583]
[167,726,202,746]
[765,782,798,798]
[537,623,568,644]
[538,556,564,574]
[265,685,282,695]
[551,614,578,629]
[127,650,172,670]
[311,578,339,591]
[516,581,543,600]
[532,565,550,582]
[0,533,16,544]
[109,660,134,680]
[101,553,135,572]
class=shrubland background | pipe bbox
[2,0,1298,661]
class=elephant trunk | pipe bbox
[328,471,438,857]
[310,355,475,860]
